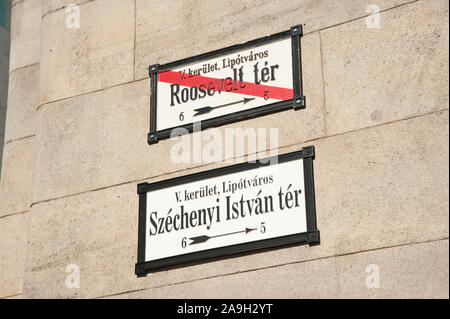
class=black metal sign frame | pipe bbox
[135,146,319,276]
[147,24,305,145]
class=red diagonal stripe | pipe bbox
[158,70,293,101]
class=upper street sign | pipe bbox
[135,146,319,276]
[147,25,305,144]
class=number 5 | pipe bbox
[260,222,266,234]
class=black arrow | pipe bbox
[193,97,255,117]
[189,227,257,245]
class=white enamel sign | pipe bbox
[157,38,293,131]
[136,148,319,275]
[147,26,305,144]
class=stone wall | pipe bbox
[0,0,39,299]
[0,0,448,299]
[0,0,11,180]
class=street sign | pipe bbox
[147,25,305,144]
[135,146,319,276]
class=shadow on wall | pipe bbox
[0,0,11,181]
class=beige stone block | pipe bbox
[321,0,449,135]
[108,257,338,299]
[33,80,150,203]
[311,110,449,256]
[135,0,412,80]
[337,240,449,298]
[115,240,449,298]
[23,182,139,298]
[39,0,134,104]
[0,213,28,298]
[0,137,34,217]
[5,64,38,142]
[25,111,448,298]
[33,31,325,203]
[9,0,41,72]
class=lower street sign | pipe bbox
[135,146,319,276]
